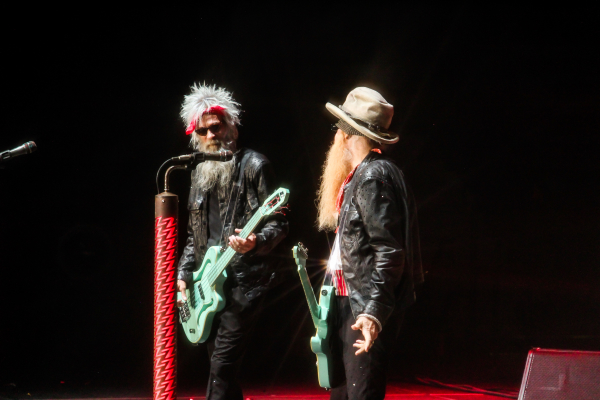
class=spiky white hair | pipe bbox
[180,83,242,128]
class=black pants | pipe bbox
[329,297,405,400]
[204,283,265,400]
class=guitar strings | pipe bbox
[203,214,256,285]
[203,208,263,286]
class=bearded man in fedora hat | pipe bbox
[317,87,423,400]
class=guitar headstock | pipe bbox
[292,242,308,268]
[260,187,290,216]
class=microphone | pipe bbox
[170,150,233,166]
[0,141,37,163]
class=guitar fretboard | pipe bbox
[294,246,321,328]
[203,207,265,286]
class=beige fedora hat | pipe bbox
[326,87,398,144]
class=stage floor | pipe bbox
[46,383,518,400]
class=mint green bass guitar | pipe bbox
[293,243,336,389]
[177,187,290,344]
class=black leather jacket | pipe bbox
[338,151,423,327]
[177,148,289,300]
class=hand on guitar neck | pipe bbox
[228,229,256,254]
[177,229,257,306]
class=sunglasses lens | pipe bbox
[209,123,221,133]
[195,122,222,136]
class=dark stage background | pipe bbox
[1,3,599,398]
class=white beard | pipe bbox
[190,125,237,195]
[193,159,235,195]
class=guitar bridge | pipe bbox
[178,301,191,323]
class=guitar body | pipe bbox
[177,246,228,343]
[309,284,336,389]
[293,243,338,389]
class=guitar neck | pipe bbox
[208,209,264,286]
[297,262,321,328]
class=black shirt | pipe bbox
[206,190,223,247]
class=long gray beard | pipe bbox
[193,159,235,195]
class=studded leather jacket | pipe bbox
[338,151,423,327]
[177,148,289,301]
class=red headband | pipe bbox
[204,105,226,116]
[185,106,227,135]
[185,119,197,135]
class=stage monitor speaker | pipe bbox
[518,348,600,400]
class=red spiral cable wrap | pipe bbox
[154,215,178,400]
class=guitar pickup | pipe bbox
[178,301,191,323]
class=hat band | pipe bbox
[339,106,395,139]
[336,119,364,137]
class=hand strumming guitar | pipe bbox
[177,280,187,306]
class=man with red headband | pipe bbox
[316,87,423,400]
[177,83,288,400]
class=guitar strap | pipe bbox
[221,150,250,246]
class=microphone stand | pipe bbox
[152,151,231,400]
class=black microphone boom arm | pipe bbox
[169,150,233,167]
[156,150,233,193]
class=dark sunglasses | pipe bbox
[195,122,223,136]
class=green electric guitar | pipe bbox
[293,243,336,389]
[177,187,290,344]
